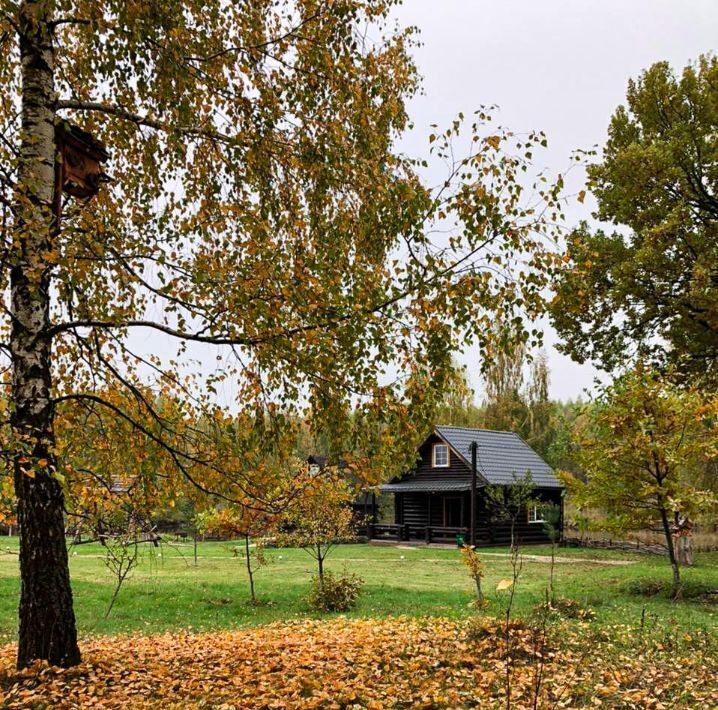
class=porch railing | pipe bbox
[367,523,404,541]
[367,524,475,544]
[423,526,468,544]
[367,523,556,547]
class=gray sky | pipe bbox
[392,0,718,402]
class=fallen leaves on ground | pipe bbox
[0,617,716,708]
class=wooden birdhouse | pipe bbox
[55,120,111,199]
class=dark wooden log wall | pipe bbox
[394,488,563,546]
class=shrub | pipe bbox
[624,579,666,598]
[307,571,364,612]
[460,545,487,607]
[625,578,718,602]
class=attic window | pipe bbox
[528,504,545,524]
[432,444,449,468]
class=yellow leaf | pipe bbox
[496,579,513,592]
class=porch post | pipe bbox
[427,493,432,544]
[470,441,478,546]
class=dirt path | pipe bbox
[52,550,639,566]
[390,545,638,566]
[477,551,638,566]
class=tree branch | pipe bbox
[49,17,91,28]
[49,319,255,345]
[55,100,236,145]
[53,392,295,514]
[183,7,325,63]
[48,232,502,346]
[54,392,245,505]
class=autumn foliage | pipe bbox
[1,0,567,668]
[1,618,716,708]
[460,544,487,607]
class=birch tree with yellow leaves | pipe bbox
[0,0,562,667]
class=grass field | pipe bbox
[0,537,716,642]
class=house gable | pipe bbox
[387,432,478,487]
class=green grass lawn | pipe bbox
[0,537,716,642]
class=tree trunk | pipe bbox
[317,546,324,590]
[12,1,80,669]
[244,534,256,603]
[659,507,681,600]
[675,534,694,567]
[474,577,484,604]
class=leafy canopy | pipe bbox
[1,1,562,507]
[564,366,718,534]
[551,56,718,381]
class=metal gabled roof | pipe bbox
[434,425,562,489]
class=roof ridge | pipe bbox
[435,425,517,435]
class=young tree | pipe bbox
[197,507,273,605]
[0,1,562,667]
[485,472,537,549]
[565,366,718,599]
[281,477,355,590]
[551,56,718,382]
[97,508,157,620]
[460,544,486,607]
[539,502,562,603]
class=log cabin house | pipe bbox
[371,426,564,546]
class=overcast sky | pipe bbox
[391,0,718,402]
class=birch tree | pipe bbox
[0,0,562,667]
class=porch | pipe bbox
[366,518,552,547]
[367,522,490,545]
[368,483,561,547]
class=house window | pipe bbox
[432,444,449,468]
[528,504,545,524]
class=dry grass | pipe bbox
[566,526,718,553]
